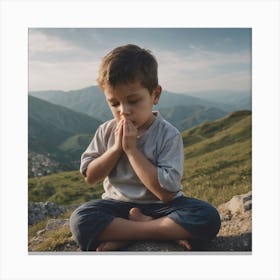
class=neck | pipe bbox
[137,113,156,135]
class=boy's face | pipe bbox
[103,81,161,130]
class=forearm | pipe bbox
[126,148,174,202]
[85,146,122,185]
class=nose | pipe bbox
[120,104,130,116]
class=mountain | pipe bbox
[29,86,247,123]
[159,105,227,131]
[28,96,102,176]
[189,90,252,111]
[29,86,112,122]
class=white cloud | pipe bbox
[157,49,251,92]
[29,30,78,54]
[29,60,100,91]
[28,30,104,91]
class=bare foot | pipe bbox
[96,241,131,252]
[95,208,152,252]
[128,208,153,222]
[129,208,192,250]
[176,239,192,250]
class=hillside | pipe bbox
[28,170,104,206]
[181,110,251,206]
[28,110,252,207]
[28,96,101,176]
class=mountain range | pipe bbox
[29,85,251,123]
[28,86,251,177]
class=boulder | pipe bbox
[28,202,66,225]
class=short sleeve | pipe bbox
[157,133,184,192]
[80,126,106,177]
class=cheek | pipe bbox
[110,108,120,119]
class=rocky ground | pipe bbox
[28,191,252,252]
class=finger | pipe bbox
[123,120,129,133]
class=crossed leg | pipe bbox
[96,208,192,251]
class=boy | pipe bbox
[70,44,221,251]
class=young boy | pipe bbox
[70,44,221,251]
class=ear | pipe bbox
[153,85,162,105]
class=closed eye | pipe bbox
[128,99,141,104]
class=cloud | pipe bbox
[28,30,104,91]
[29,30,78,54]
[29,60,100,91]
[28,29,251,93]
[29,30,102,63]
[156,48,251,92]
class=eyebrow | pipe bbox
[107,93,140,102]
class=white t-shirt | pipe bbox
[80,112,184,203]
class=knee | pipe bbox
[205,206,221,239]
[69,208,85,249]
[69,201,113,251]
[175,202,221,241]
[69,206,96,251]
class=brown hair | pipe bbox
[97,44,158,93]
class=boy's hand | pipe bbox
[112,119,124,152]
[123,118,138,154]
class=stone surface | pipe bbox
[28,201,66,225]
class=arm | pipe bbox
[85,120,124,185]
[123,119,175,202]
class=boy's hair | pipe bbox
[97,44,158,93]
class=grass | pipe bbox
[29,223,73,251]
[181,111,251,206]
[28,170,103,206]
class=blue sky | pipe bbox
[28,28,251,94]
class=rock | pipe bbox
[125,241,185,251]
[204,233,252,251]
[28,202,66,225]
[218,191,252,216]
[46,219,69,232]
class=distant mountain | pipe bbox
[188,90,252,111]
[159,105,227,131]
[29,86,112,122]
[29,86,248,123]
[28,96,101,176]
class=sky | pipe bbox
[28,28,251,94]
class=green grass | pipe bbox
[181,111,251,206]
[30,224,73,251]
[28,171,103,206]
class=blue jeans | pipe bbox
[70,196,221,251]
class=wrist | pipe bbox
[124,147,138,157]
[110,145,123,156]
